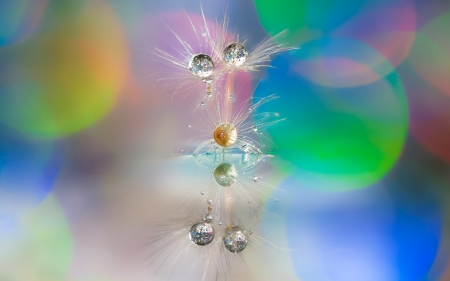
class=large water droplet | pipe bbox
[223,43,248,67]
[189,222,214,246]
[189,54,214,78]
[223,227,248,253]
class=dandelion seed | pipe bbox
[214,124,237,147]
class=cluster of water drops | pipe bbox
[189,42,249,80]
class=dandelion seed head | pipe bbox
[189,54,214,78]
[223,43,248,67]
[214,163,238,187]
[189,222,215,246]
[223,227,248,253]
[214,123,237,147]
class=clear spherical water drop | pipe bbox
[189,54,214,78]
[223,227,248,253]
[189,222,214,246]
[223,43,248,67]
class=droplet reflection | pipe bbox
[214,163,238,187]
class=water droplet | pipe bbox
[241,145,249,153]
[190,222,214,246]
[248,200,251,203]
[249,230,253,235]
[188,125,192,128]
[202,31,207,37]
[214,163,237,187]
[275,199,279,202]
[207,199,212,205]
[223,227,248,253]
[189,54,214,78]
[201,191,205,195]
[219,222,222,225]
[252,126,258,132]
[223,43,248,67]
[203,77,214,83]
[252,177,258,182]
[200,101,205,106]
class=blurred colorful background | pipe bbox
[1,0,450,280]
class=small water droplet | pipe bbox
[219,222,222,225]
[248,200,251,203]
[188,125,192,128]
[275,199,279,202]
[228,197,232,200]
[252,126,258,132]
[200,101,205,106]
[201,191,205,195]
[202,31,207,37]
[207,199,212,205]
[249,230,253,235]
[252,177,258,182]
